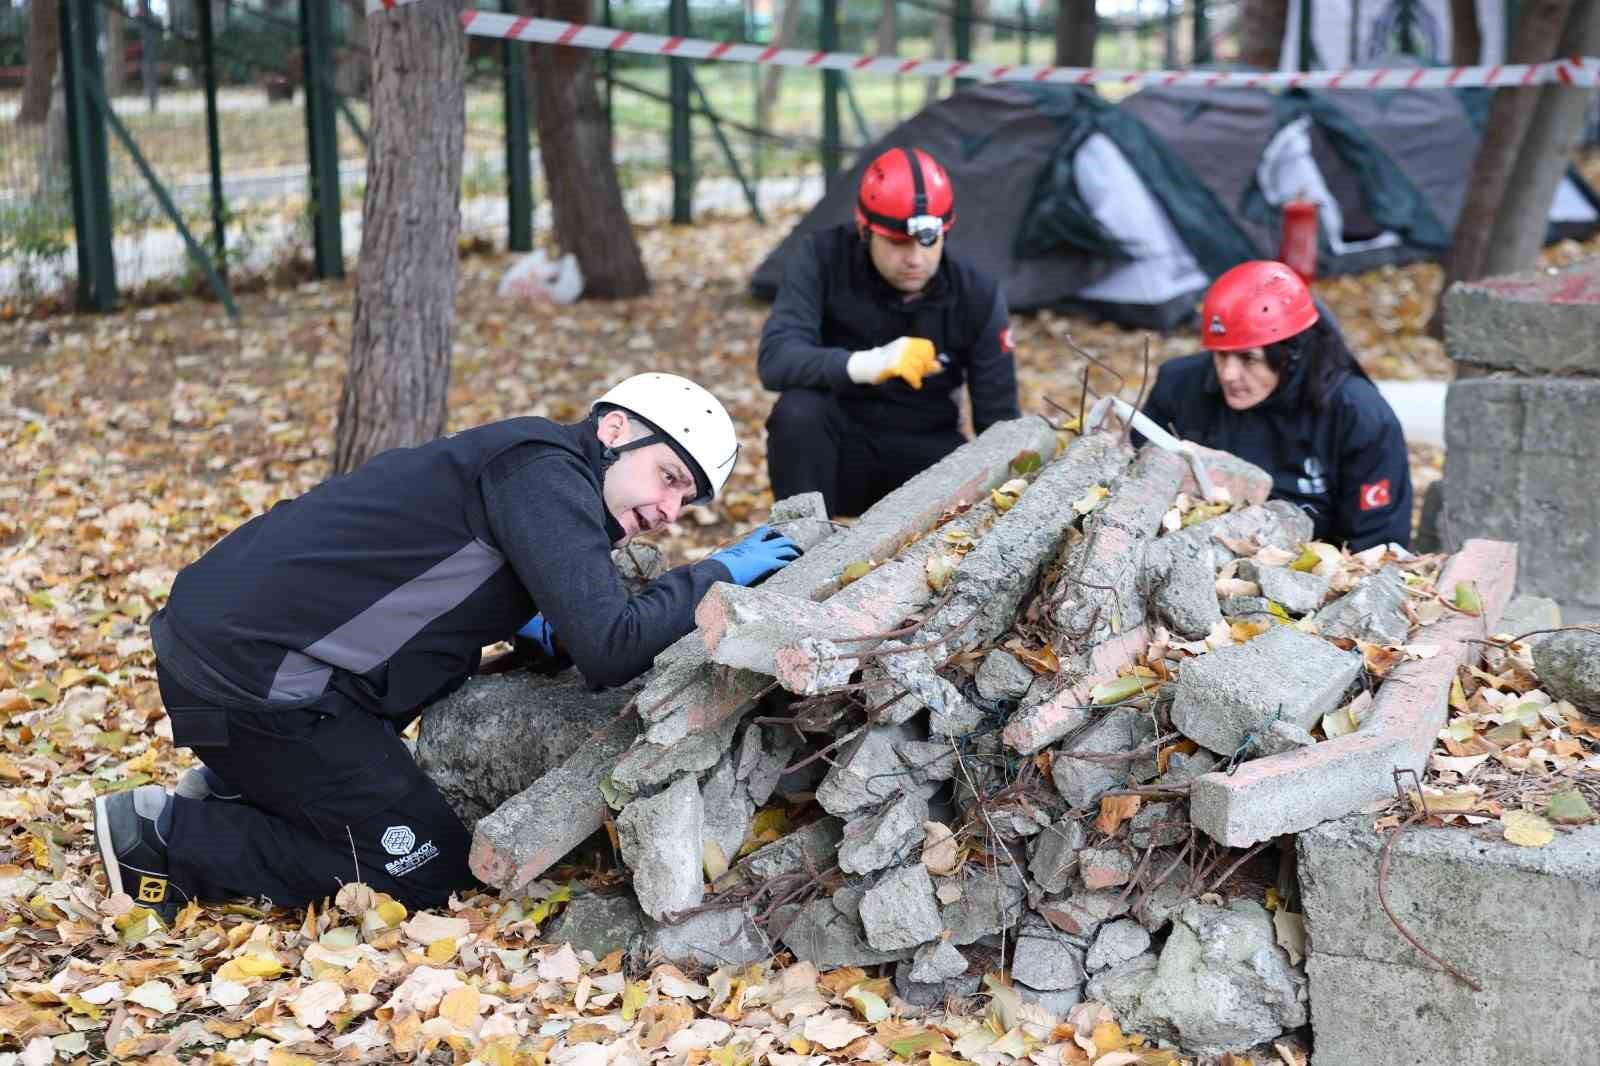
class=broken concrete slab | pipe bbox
[611,702,745,792]
[859,864,943,951]
[1496,593,1561,638]
[1016,981,1086,1019]
[1145,500,1314,581]
[938,864,1028,945]
[777,898,914,968]
[418,672,641,828]
[615,775,704,921]
[1180,446,1273,507]
[469,710,641,893]
[1086,919,1152,973]
[838,792,929,876]
[1037,888,1131,939]
[1170,624,1362,757]
[1148,543,1223,639]
[1088,899,1307,1055]
[730,818,843,885]
[1314,565,1410,645]
[1255,720,1316,757]
[642,908,772,968]
[1236,559,1330,615]
[910,939,970,984]
[816,721,930,816]
[1050,446,1188,645]
[873,641,984,736]
[893,739,958,783]
[1128,802,1186,848]
[1079,847,1136,890]
[1004,627,1152,754]
[700,751,755,874]
[546,893,645,960]
[1011,917,1088,991]
[1189,539,1517,847]
[1442,256,1600,375]
[896,956,982,1008]
[1156,748,1217,787]
[734,724,794,807]
[1531,628,1600,714]
[1298,812,1600,1066]
[1029,818,1088,895]
[1049,706,1158,809]
[976,650,1036,702]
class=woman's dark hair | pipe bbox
[1262,315,1371,412]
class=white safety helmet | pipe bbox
[593,373,740,505]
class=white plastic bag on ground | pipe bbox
[497,250,583,304]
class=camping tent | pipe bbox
[750,80,1600,329]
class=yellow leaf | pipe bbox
[1408,787,1483,814]
[991,488,1017,512]
[217,954,284,981]
[1072,484,1110,516]
[1092,1020,1131,1054]
[375,898,408,928]
[1230,619,1271,643]
[1012,643,1060,675]
[621,980,649,1022]
[1090,674,1154,705]
[1181,501,1230,527]
[840,561,873,587]
[1449,677,1469,712]
[703,840,729,881]
[925,553,957,593]
[1502,810,1554,847]
[56,666,87,689]
[930,1055,965,1066]
[750,807,789,838]
[1289,546,1322,572]
[1453,581,1484,616]
[267,1052,317,1066]
[844,983,890,1022]
[1010,449,1044,475]
[426,937,457,963]
[439,984,481,1029]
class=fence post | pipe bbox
[669,0,693,223]
[197,0,228,273]
[59,0,117,311]
[299,0,344,278]
[820,0,841,182]
[503,0,533,252]
[953,0,973,89]
[1193,0,1210,64]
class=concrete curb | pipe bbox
[1188,538,1518,848]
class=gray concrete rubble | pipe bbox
[1442,256,1600,375]
[1299,814,1600,1066]
[1144,500,1313,579]
[815,721,929,816]
[1314,564,1411,645]
[727,818,842,885]
[1235,559,1331,615]
[859,863,943,950]
[615,775,704,920]
[699,750,755,873]
[1086,919,1152,973]
[1029,819,1088,895]
[938,864,1028,945]
[838,792,928,875]
[1496,593,1561,637]
[896,954,982,1008]
[1170,624,1362,756]
[873,640,984,736]
[1038,888,1132,939]
[1129,801,1186,848]
[774,898,914,968]
[1050,707,1158,808]
[1011,917,1088,990]
[910,939,970,984]
[1530,628,1600,713]
[639,908,771,969]
[546,893,645,960]
[1149,545,1224,639]
[976,649,1036,702]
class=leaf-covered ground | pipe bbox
[4,213,1600,1065]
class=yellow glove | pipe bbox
[845,336,944,389]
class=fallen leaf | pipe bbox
[1502,810,1555,847]
[1548,788,1597,825]
[1012,643,1061,675]
[1089,674,1155,705]
[840,560,873,587]
[1072,485,1110,516]
[925,553,956,593]
[703,840,729,881]
[801,1012,866,1050]
[1010,450,1043,475]
[843,983,890,1023]
[1273,909,1306,966]
[1095,795,1141,836]
[125,980,176,1014]
[1453,580,1484,616]
[1215,577,1261,598]
[921,821,961,876]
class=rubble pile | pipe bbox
[421,416,1517,1056]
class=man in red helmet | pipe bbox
[1140,260,1412,551]
[758,147,1020,516]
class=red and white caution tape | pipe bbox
[367,3,1600,90]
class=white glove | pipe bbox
[845,336,944,389]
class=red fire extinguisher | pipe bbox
[1279,198,1319,283]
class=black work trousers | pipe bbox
[765,388,965,518]
[157,664,474,912]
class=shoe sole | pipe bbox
[92,794,126,899]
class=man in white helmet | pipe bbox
[92,374,800,922]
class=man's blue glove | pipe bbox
[516,613,558,657]
[708,526,802,586]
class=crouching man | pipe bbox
[94,374,801,920]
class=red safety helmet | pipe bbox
[855,148,955,248]
[1201,260,1319,351]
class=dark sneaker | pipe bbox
[174,765,242,803]
[93,785,190,923]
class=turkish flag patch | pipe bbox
[999,326,1015,352]
[1359,479,1392,511]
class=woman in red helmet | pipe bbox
[758,147,1021,517]
[1140,260,1413,551]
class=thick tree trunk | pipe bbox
[876,0,898,56]
[924,15,949,106]
[36,73,69,202]
[1237,0,1289,69]
[332,0,467,475]
[1481,3,1600,276]
[758,0,805,130]
[18,0,61,125]
[1429,0,1575,335]
[528,0,649,299]
[105,5,127,96]
[1449,0,1483,64]
[1053,0,1097,67]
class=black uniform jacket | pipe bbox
[152,418,730,721]
[758,224,1021,435]
[1140,352,1413,551]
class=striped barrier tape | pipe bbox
[366,4,1600,91]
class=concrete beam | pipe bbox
[1443,256,1600,374]
[1188,539,1517,848]
[1003,627,1152,755]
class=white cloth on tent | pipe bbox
[1257,116,1401,256]
[1279,0,1507,72]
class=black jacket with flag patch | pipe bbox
[1139,352,1413,551]
[152,418,729,720]
[758,224,1020,435]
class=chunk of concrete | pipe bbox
[734,724,794,808]
[1189,540,1516,847]
[937,864,1028,945]
[1144,500,1313,584]
[776,898,914,968]
[732,818,843,885]
[1129,802,1186,848]
[1299,813,1600,1066]
[1015,981,1085,1019]
[1236,560,1331,615]
[1011,917,1088,991]
[859,864,943,951]
[1004,627,1151,754]
[1531,628,1600,714]
[1037,889,1131,939]
[611,701,746,793]
[418,671,641,828]
[1148,543,1223,640]
[1255,720,1316,757]
[469,710,642,893]
[1029,818,1088,895]
[1050,706,1158,808]
[838,792,929,876]
[1495,594,1561,639]
[699,750,755,872]
[615,775,704,921]
[895,956,982,1008]
[874,641,984,736]
[1181,446,1273,507]
[1156,749,1217,787]
[910,939,971,984]
[893,739,958,783]
[545,893,645,960]
[976,650,1036,703]
[1171,625,1361,757]
[1079,847,1135,890]
[1086,919,1152,973]
[1442,257,1600,375]
[1314,565,1410,646]
[816,721,929,816]
[640,908,771,969]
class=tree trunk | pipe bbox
[332,0,467,475]
[1053,0,1097,68]
[1449,0,1483,64]
[106,4,127,96]
[1429,0,1575,335]
[758,0,805,130]
[36,72,69,203]
[528,0,649,299]
[876,0,898,57]
[1481,3,1600,276]
[18,0,61,124]
[924,15,949,106]
[339,0,372,99]
[1237,0,1289,69]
